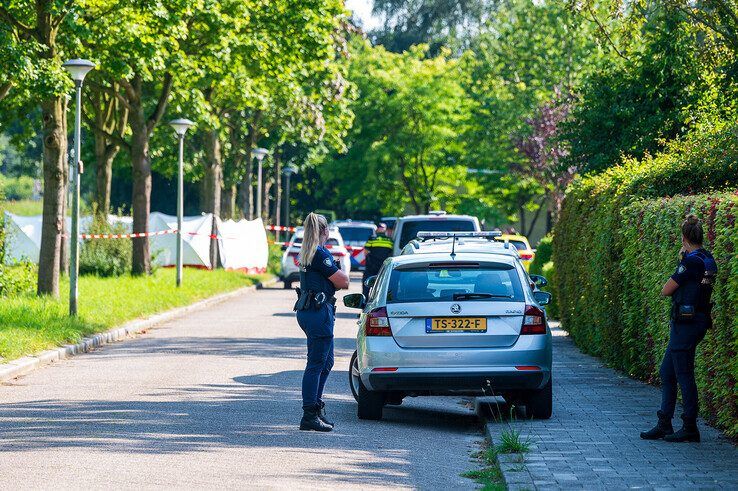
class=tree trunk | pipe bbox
[94,132,117,216]
[59,96,69,276]
[275,153,282,243]
[203,129,222,268]
[130,111,152,275]
[37,96,67,296]
[222,185,235,219]
[240,149,254,220]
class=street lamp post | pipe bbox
[252,147,269,220]
[169,118,195,287]
[62,58,95,316]
[283,165,298,232]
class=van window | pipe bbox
[398,220,477,249]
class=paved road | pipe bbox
[0,277,481,490]
[486,326,738,490]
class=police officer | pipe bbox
[641,215,717,443]
[294,212,350,432]
[362,223,394,298]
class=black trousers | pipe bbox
[659,316,708,422]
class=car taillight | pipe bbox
[288,252,299,266]
[520,252,534,260]
[521,305,546,334]
[365,307,392,336]
[332,252,346,257]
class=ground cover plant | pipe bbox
[0,268,269,363]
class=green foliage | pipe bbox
[0,174,35,200]
[554,120,738,436]
[530,235,558,318]
[0,211,36,297]
[267,241,283,276]
[565,8,708,173]
[0,198,43,216]
[79,217,132,277]
[0,268,268,362]
[529,235,552,275]
[462,442,505,490]
[316,40,474,217]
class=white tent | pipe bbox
[149,212,214,268]
[4,212,41,263]
[216,217,268,273]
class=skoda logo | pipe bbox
[450,303,461,314]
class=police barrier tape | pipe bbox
[265,225,295,232]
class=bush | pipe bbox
[0,212,36,296]
[79,216,132,277]
[0,175,35,201]
[267,241,283,277]
[554,121,738,436]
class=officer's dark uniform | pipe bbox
[659,248,717,427]
[294,245,338,420]
[362,233,393,298]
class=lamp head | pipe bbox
[283,165,298,176]
[62,59,95,82]
[169,118,195,136]
[252,147,269,162]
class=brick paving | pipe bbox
[484,325,738,490]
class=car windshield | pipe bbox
[398,219,476,249]
[338,226,374,243]
[386,265,524,303]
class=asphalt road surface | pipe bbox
[0,276,482,489]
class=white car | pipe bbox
[280,227,351,289]
[332,220,377,271]
[343,231,553,421]
[392,211,481,256]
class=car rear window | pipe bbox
[398,219,477,249]
[338,226,374,243]
[386,265,524,303]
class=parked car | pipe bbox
[333,220,377,271]
[495,234,535,271]
[343,231,553,421]
[280,227,351,289]
[392,211,480,256]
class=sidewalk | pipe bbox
[485,325,738,490]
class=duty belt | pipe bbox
[293,288,336,311]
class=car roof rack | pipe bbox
[415,231,504,258]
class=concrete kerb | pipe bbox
[482,414,539,491]
[0,276,278,385]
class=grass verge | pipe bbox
[0,268,270,362]
[2,199,44,216]
[463,441,506,490]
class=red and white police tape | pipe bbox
[265,225,295,232]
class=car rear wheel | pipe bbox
[524,377,552,419]
[357,374,385,421]
[349,351,360,402]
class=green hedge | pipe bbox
[554,120,738,436]
[530,235,558,319]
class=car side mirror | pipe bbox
[533,290,552,306]
[343,293,366,309]
[529,274,548,287]
[364,275,377,289]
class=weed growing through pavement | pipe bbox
[497,427,532,454]
[462,439,505,491]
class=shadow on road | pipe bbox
[0,367,480,487]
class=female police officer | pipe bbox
[641,215,717,443]
[294,213,350,432]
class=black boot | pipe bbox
[300,405,333,432]
[640,412,674,440]
[317,400,334,428]
[664,418,700,443]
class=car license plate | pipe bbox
[426,317,487,333]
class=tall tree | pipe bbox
[0,0,77,296]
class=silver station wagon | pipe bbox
[343,232,553,421]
